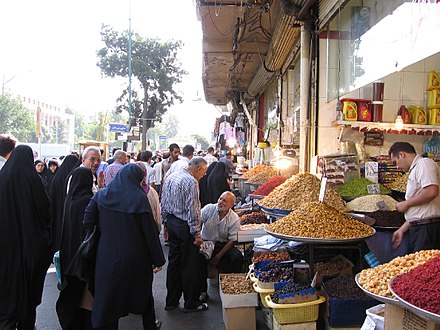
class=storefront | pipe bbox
[317,0,440,161]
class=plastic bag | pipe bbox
[200,241,215,260]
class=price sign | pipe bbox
[319,177,328,202]
[367,184,381,195]
[376,200,389,211]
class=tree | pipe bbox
[192,134,209,151]
[50,117,68,144]
[0,94,36,142]
[96,25,186,149]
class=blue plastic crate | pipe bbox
[322,278,378,327]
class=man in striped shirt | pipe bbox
[161,157,208,313]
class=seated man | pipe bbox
[199,191,243,302]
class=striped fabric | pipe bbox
[161,168,201,237]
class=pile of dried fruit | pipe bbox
[324,275,370,299]
[253,176,287,196]
[239,212,268,225]
[358,250,440,298]
[259,173,346,212]
[267,201,374,239]
[220,274,254,294]
[390,255,440,314]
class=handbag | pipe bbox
[65,225,100,283]
[79,225,100,260]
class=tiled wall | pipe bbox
[317,45,440,157]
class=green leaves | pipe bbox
[96,25,186,132]
[0,94,36,142]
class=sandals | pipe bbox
[182,303,209,313]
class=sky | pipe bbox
[0,0,220,140]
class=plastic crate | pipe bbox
[322,277,378,327]
[264,295,325,324]
[252,282,274,308]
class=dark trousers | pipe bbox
[199,242,243,292]
[165,214,201,309]
[0,309,36,330]
[410,222,440,252]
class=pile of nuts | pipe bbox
[267,201,374,239]
[241,164,274,180]
[259,173,346,212]
[346,195,398,212]
[240,223,268,231]
[358,250,440,298]
[387,172,409,192]
[220,274,254,294]
[252,250,291,263]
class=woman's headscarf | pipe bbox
[0,145,52,322]
[199,162,217,207]
[207,161,230,204]
[92,163,150,214]
[59,167,94,281]
[48,154,80,253]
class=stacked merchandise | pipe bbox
[375,155,405,186]
[427,70,440,125]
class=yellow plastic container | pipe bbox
[429,107,440,125]
[264,294,326,325]
[428,70,440,90]
[249,272,258,283]
[252,282,274,308]
[428,89,440,108]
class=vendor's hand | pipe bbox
[98,172,105,188]
[194,236,203,247]
[153,266,162,273]
[392,228,404,248]
[395,201,410,213]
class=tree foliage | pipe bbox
[192,134,209,151]
[96,25,186,136]
[0,94,36,142]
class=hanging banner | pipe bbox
[35,106,41,138]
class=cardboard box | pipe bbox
[272,315,316,330]
[219,275,258,308]
[384,303,440,330]
[222,306,256,330]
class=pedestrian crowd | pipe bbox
[0,135,242,330]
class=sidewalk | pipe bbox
[36,241,269,329]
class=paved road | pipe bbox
[35,242,269,330]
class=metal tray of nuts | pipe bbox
[355,273,402,306]
[264,229,376,243]
[389,276,440,323]
[264,213,375,243]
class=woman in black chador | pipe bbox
[85,164,165,329]
[0,145,52,330]
[48,154,80,254]
[207,161,230,204]
[56,167,94,329]
[199,161,217,207]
